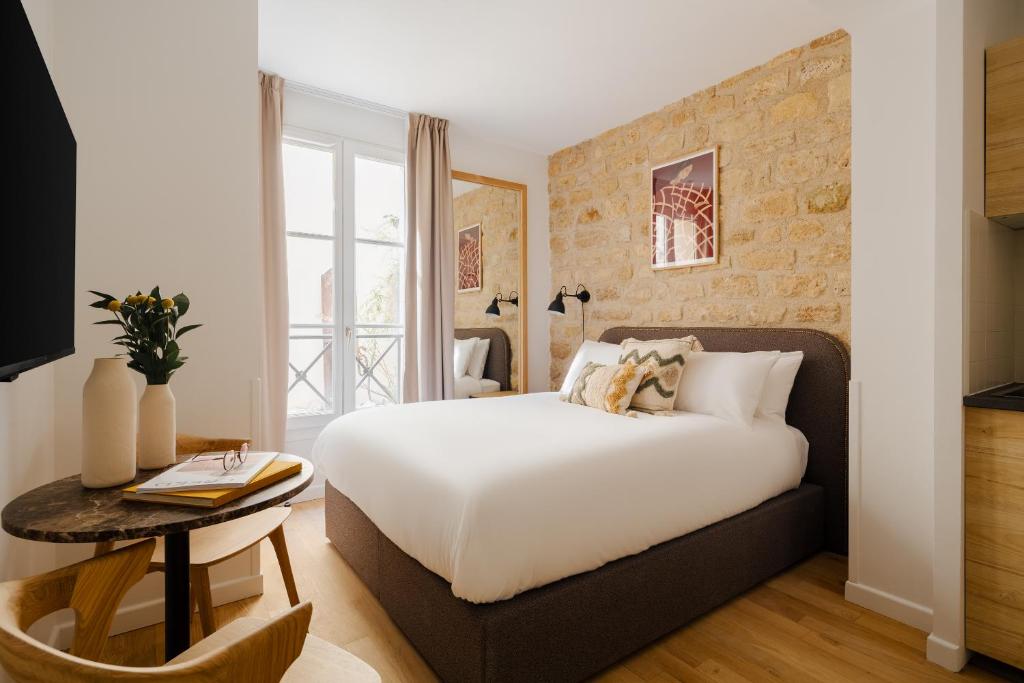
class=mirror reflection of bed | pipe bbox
[451,171,527,398]
[454,328,511,398]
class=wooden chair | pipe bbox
[0,540,379,682]
[94,434,300,638]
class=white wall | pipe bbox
[2,0,263,645]
[930,0,1024,670]
[930,0,967,669]
[52,0,261,472]
[840,0,1024,670]
[844,0,938,630]
[284,87,405,150]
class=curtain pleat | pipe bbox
[257,72,289,448]
[403,113,455,402]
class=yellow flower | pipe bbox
[161,298,174,310]
[146,297,156,307]
[126,294,142,305]
[106,300,122,312]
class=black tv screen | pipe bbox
[1,2,77,381]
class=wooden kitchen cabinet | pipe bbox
[965,406,1024,668]
[986,36,1024,226]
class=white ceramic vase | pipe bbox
[81,358,137,488]
[139,384,176,469]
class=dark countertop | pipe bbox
[964,383,1024,412]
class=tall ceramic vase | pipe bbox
[82,358,137,488]
[139,384,176,469]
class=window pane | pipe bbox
[287,328,334,416]
[283,143,334,236]
[356,242,401,325]
[354,326,401,408]
[287,236,333,325]
[355,156,403,242]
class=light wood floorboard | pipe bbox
[100,500,1007,682]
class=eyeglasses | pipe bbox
[189,442,249,471]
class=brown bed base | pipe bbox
[325,327,850,682]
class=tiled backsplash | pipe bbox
[968,211,1019,392]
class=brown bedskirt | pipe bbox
[326,481,825,683]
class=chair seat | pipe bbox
[150,507,292,567]
[169,617,381,682]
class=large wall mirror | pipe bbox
[451,170,527,397]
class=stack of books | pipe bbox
[123,452,300,508]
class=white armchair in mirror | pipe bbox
[451,171,527,398]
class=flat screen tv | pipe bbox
[1,2,77,381]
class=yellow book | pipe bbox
[123,460,301,508]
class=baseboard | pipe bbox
[845,580,933,632]
[48,573,264,651]
[926,633,968,671]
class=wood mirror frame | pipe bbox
[451,170,528,392]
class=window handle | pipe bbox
[345,326,353,339]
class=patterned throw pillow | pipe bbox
[566,362,646,415]
[618,336,703,413]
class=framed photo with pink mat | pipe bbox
[651,146,718,269]
[457,223,482,292]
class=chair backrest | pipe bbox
[0,540,311,682]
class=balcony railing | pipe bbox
[287,326,334,417]
[354,323,403,408]
[287,323,402,416]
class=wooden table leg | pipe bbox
[163,530,191,661]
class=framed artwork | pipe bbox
[457,223,482,292]
[650,146,718,269]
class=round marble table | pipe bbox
[1,454,313,661]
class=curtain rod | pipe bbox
[284,80,407,120]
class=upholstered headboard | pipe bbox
[599,326,850,554]
[455,328,512,391]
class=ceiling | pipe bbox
[259,0,860,155]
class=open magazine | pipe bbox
[137,451,279,493]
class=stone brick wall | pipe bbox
[547,30,851,389]
[454,185,522,390]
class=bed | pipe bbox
[317,327,849,682]
[455,328,511,395]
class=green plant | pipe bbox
[89,287,201,385]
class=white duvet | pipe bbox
[313,392,808,604]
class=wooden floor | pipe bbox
[102,500,1007,682]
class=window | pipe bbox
[352,156,405,409]
[282,132,404,423]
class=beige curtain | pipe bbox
[257,72,288,449]
[403,113,455,402]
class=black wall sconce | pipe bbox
[485,290,519,318]
[548,284,591,337]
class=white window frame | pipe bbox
[282,126,405,437]
[343,141,406,415]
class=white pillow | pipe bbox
[674,351,781,426]
[454,337,478,378]
[558,341,623,397]
[757,351,804,423]
[468,337,491,380]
